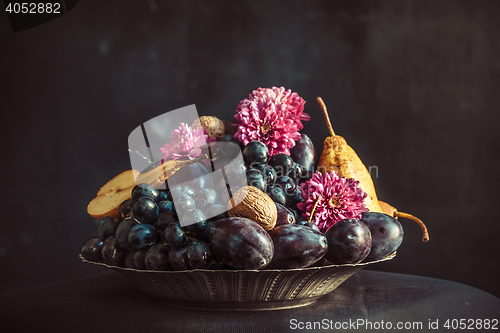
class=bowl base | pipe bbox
[161,296,322,311]
[80,253,396,312]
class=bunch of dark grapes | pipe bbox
[81,180,229,271]
[240,141,312,218]
[82,135,316,271]
[82,129,408,271]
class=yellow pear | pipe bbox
[316,97,383,214]
[316,97,429,242]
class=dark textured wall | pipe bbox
[1,0,499,298]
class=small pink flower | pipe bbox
[159,123,214,161]
[233,87,309,156]
[297,171,368,233]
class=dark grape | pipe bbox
[101,237,127,266]
[166,162,213,192]
[167,185,196,201]
[267,185,287,206]
[157,200,175,214]
[324,219,372,264]
[275,203,296,226]
[216,177,229,195]
[172,193,196,217]
[180,208,208,241]
[205,204,229,221]
[218,134,242,159]
[97,216,119,238]
[133,248,148,270]
[298,170,314,185]
[289,163,303,180]
[157,190,169,202]
[154,212,178,231]
[289,133,317,172]
[119,199,134,220]
[245,169,267,192]
[196,221,212,243]
[208,217,274,270]
[168,245,190,271]
[194,188,218,212]
[186,240,214,269]
[286,187,304,210]
[360,212,404,261]
[275,176,296,195]
[223,158,247,182]
[242,141,269,165]
[81,236,106,262]
[145,243,170,270]
[132,197,159,224]
[131,183,159,201]
[128,224,158,249]
[180,209,207,231]
[252,164,276,185]
[124,248,148,270]
[115,217,139,249]
[163,222,188,248]
[268,224,328,269]
[290,208,300,220]
[216,167,241,197]
[124,249,137,269]
[267,154,294,177]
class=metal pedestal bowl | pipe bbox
[81,253,395,311]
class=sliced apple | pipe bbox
[86,159,193,221]
[87,170,139,220]
[135,160,179,187]
[96,169,139,196]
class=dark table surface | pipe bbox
[1,269,499,333]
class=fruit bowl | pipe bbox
[80,253,395,311]
[82,87,428,312]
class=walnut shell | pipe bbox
[227,186,277,231]
[192,116,225,139]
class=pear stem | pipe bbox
[395,211,430,242]
[308,194,322,223]
[316,97,336,137]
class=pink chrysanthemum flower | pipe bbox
[233,86,309,156]
[297,171,368,233]
[159,123,214,161]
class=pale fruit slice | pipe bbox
[96,169,139,196]
[135,160,179,187]
[87,170,140,220]
[86,159,192,221]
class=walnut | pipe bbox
[227,186,277,231]
[191,116,225,140]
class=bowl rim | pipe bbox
[80,252,396,273]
